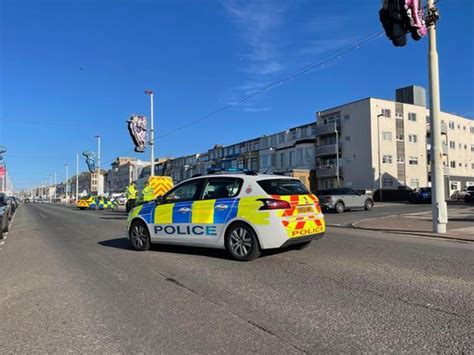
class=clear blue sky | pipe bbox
[1,0,473,189]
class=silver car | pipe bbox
[316,188,374,213]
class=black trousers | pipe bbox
[126,199,136,213]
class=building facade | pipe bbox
[106,157,150,193]
[314,86,474,196]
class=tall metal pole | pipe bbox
[145,89,155,177]
[427,0,447,233]
[54,172,57,201]
[49,175,53,203]
[335,120,340,187]
[95,135,102,195]
[377,113,383,202]
[65,164,69,203]
[76,153,79,199]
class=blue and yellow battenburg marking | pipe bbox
[133,196,269,226]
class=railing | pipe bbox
[314,121,341,136]
[316,165,341,178]
[315,143,340,156]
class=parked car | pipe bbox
[316,188,374,213]
[464,186,474,203]
[408,187,432,204]
[7,196,19,213]
[0,193,12,238]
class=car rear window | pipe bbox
[257,179,309,195]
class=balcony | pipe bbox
[316,165,341,178]
[315,143,340,157]
[314,121,341,137]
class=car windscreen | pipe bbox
[257,179,309,196]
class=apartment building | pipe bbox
[162,123,318,190]
[106,157,150,193]
[315,86,474,197]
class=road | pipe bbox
[0,203,473,353]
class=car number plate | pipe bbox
[297,206,314,213]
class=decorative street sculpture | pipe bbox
[128,114,148,153]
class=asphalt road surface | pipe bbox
[1,203,473,353]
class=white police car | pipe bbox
[127,171,325,261]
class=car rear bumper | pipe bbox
[279,232,325,248]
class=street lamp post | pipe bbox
[377,112,384,202]
[95,135,102,195]
[144,89,155,177]
[65,164,69,203]
[427,0,447,233]
[334,120,340,187]
[49,175,52,203]
[76,153,79,200]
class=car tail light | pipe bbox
[258,198,291,210]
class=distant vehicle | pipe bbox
[127,172,325,261]
[111,193,126,205]
[0,193,12,238]
[408,187,432,204]
[451,186,471,201]
[76,195,118,211]
[316,188,374,213]
[7,196,19,213]
[464,186,474,203]
[24,198,30,203]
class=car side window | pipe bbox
[200,178,242,200]
[163,179,204,203]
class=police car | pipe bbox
[127,171,325,261]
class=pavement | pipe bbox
[0,203,473,353]
[348,203,474,241]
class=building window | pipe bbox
[449,141,455,149]
[459,162,462,167]
[289,151,294,167]
[463,126,466,131]
[297,148,304,164]
[449,121,455,129]
[408,112,417,121]
[464,144,468,150]
[381,109,391,118]
[409,156,418,165]
[410,179,419,188]
[458,143,462,149]
[450,161,456,168]
[408,134,418,143]
[471,145,474,152]
[382,132,392,141]
[382,155,393,164]
[472,163,474,170]
[397,156,404,163]
[278,133,285,144]
[396,134,404,141]
[345,136,351,142]
[457,124,460,129]
[470,127,474,134]
[291,130,298,140]
[395,111,403,118]
[280,153,286,167]
[383,177,394,187]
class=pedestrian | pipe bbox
[141,181,155,203]
[125,182,137,213]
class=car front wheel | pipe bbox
[129,220,151,251]
[225,223,261,261]
[335,201,345,213]
[364,199,374,211]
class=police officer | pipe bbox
[125,182,137,212]
[141,181,154,203]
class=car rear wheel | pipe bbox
[364,199,374,211]
[129,220,150,251]
[335,201,345,213]
[225,223,261,261]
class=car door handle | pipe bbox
[178,207,191,213]
[215,204,228,210]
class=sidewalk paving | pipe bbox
[351,205,474,242]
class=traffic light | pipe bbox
[379,0,427,47]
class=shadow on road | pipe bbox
[98,237,293,260]
[99,216,128,220]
